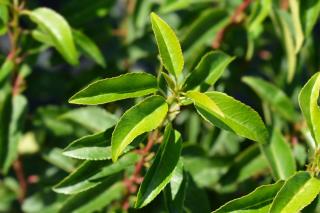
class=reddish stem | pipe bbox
[13,159,27,203]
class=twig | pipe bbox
[13,159,27,203]
[121,130,159,210]
[212,0,252,49]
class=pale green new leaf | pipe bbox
[242,76,299,122]
[69,72,157,105]
[299,72,320,145]
[248,0,271,34]
[135,124,182,208]
[23,7,79,65]
[53,152,139,194]
[111,95,168,161]
[60,180,124,213]
[183,51,235,91]
[260,129,296,180]
[186,91,268,143]
[289,0,304,53]
[60,106,118,132]
[270,171,320,213]
[213,181,284,213]
[72,29,106,67]
[150,12,184,78]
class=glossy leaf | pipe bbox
[242,76,299,122]
[150,12,184,78]
[23,8,79,65]
[53,152,139,194]
[135,124,182,208]
[186,91,268,143]
[183,51,235,91]
[60,179,124,213]
[60,106,118,132]
[213,181,284,213]
[260,129,296,180]
[69,72,157,105]
[72,29,106,67]
[270,171,320,213]
[299,72,320,145]
[111,95,168,162]
[63,129,141,160]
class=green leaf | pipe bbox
[60,179,124,213]
[260,129,296,180]
[164,163,188,213]
[111,95,168,162]
[300,0,320,37]
[63,130,111,161]
[270,171,320,213]
[69,72,158,105]
[60,106,118,132]
[299,72,320,145]
[183,51,235,91]
[213,181,284,213]
[23,7,79,65]
[186,91,268,143]
[271,10,296,82]
[289,0,304,53]
[53,152,139,194]
[221,144,268,185]
[150,12,184,78]
[0,5,8,36]
[242,76,299,122]
[3,95,27,173]
[0,58,14,87]
[135,124,182,208]
[0,89,11,173]
[63,129,141,160]
[72,29,106,67]
[248,0,272,34]
[42,148,77,172]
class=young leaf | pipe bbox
[260,129,296,180]
[60,180,124,213]
[213,181,284,213]
[242,76,299,122]
[53,152,139,194]
[299,72,320,145]
[270,171,320,213]
[135,124,182,208]
[72,29,106,67]
[23,7,79,65]
[60,106,118,132]
[186,91,268,143]
[0,58,14,87]
[69,72,157,105]
[0,4,8,35]
[150,12,184,78]
[183,51,235,91]
[111,95,168,162]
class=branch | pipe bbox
[13,159,27,203]
[212,0,252,49]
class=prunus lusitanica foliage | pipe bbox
[1,0,320,212]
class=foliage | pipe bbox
[1,0,320,212]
